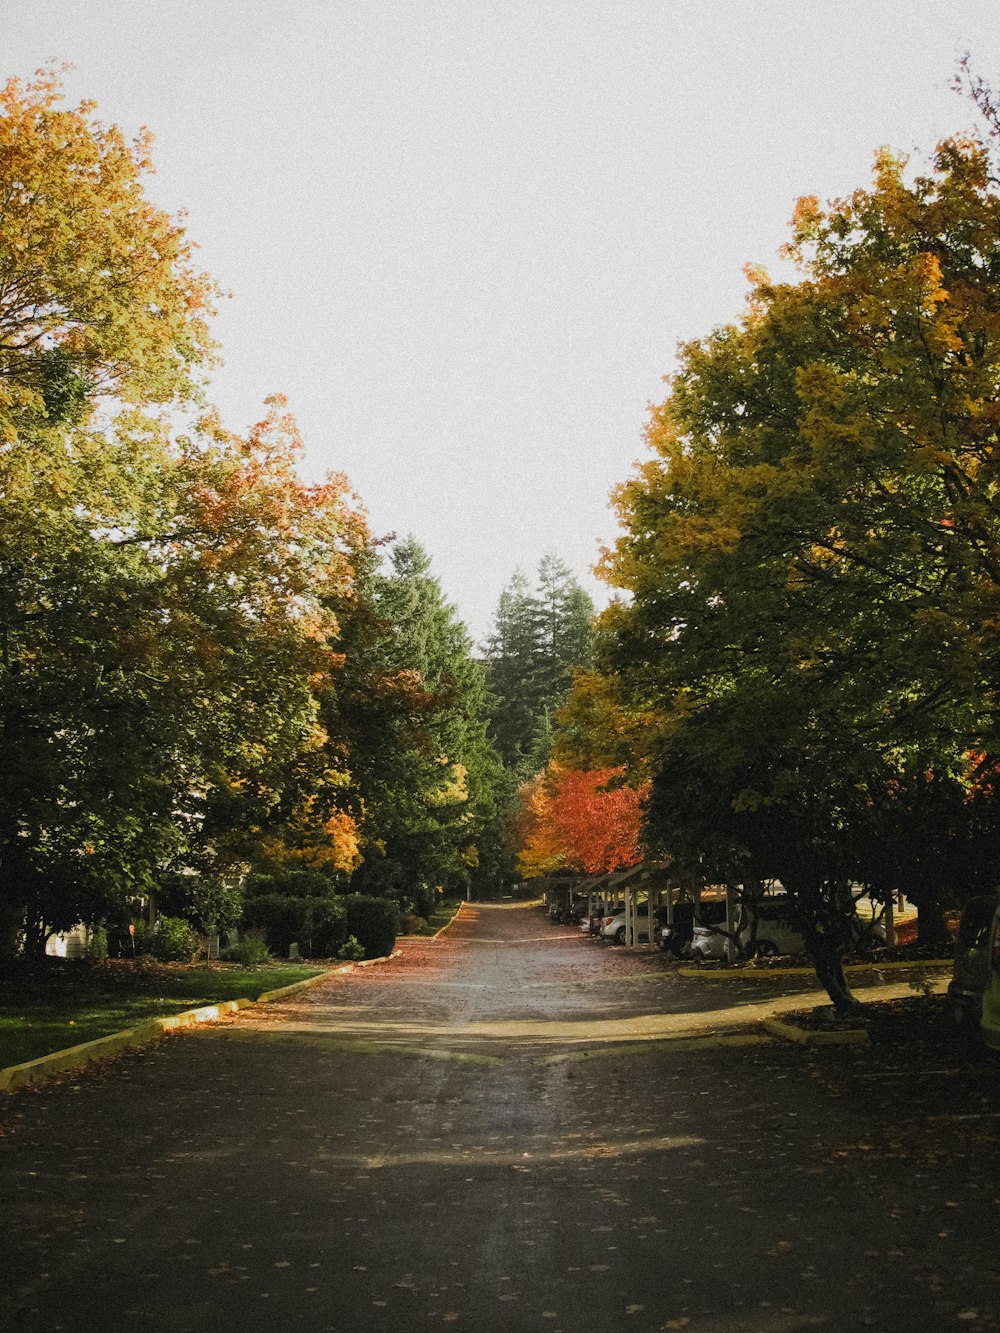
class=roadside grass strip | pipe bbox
[432,900,468,938]
[0,1000,252,1093]
[0,966,345,1094]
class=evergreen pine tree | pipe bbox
[484,553,594,777]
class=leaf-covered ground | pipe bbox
[2,904,997,1331]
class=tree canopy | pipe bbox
[0,72,509,954]
[594,125,1000,1009]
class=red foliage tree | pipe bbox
[516,763,648,877]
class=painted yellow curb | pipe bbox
[678,958,953,980]
[0,999,256,1093]
[762,1017,869,1046]
[0,972,340,1095]
[432,902,467,939]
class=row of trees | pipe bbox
[0,69,603,958]
[545,75,1000,1010]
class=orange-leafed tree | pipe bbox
[0,65,218,435]
[515,768,575,878]
[516,762,648,878]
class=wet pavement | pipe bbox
[1,901,998,1331]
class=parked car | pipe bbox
[737,898,807,958]
[600,911,640,944]
[735,897,887,959]
[686,902,732,959]
[599,904,665,944]
[947,894,1000,1027]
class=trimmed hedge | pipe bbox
[240,885,398,961]
[242,894,347,958]
[344,895,399,960]
[243,870,340,900]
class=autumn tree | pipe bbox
[0,73,367,953]
[601,125,1000,1010]
[516,762,647,879]
[0,66,217,434]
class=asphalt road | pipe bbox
[2,902,998,1332]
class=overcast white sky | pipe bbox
[2,1,999,639]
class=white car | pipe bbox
[738,899,887,958]
[687,903,732,959]
[599,910,658,944]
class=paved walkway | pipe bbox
[1,902,995,1332]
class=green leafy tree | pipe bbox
[0,73,367,954]
[326,536,508,908]
[601,123,1000,1010]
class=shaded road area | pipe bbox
[2,902,998,1331]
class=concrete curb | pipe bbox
[254,969,341,1003]
[678,958,953,980]
[546,1032,775,1061]
[432,902,467,939]
[762,1017,869,1046]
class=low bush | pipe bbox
[136,915,200,963]
[84,924,109,961]
[221,934,271,966]
[157,874,243,936]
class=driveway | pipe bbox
[2,901,997,1331]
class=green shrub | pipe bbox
[241,894,301,954]
[136,915,200,963]
[157,874,243,935]
[84,924,109,961]
[344,895,399,960]
[338,934,365,961]
[222,934,271,966]
[411,883,436,919]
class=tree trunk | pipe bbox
[0,899,23,958]
[22,913,49,961]
[812,947,861,1015]
[916,899,949,949]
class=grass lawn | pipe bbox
[406,897,464,936]
[0,959,324,1069]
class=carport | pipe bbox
[615,865,741,958]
